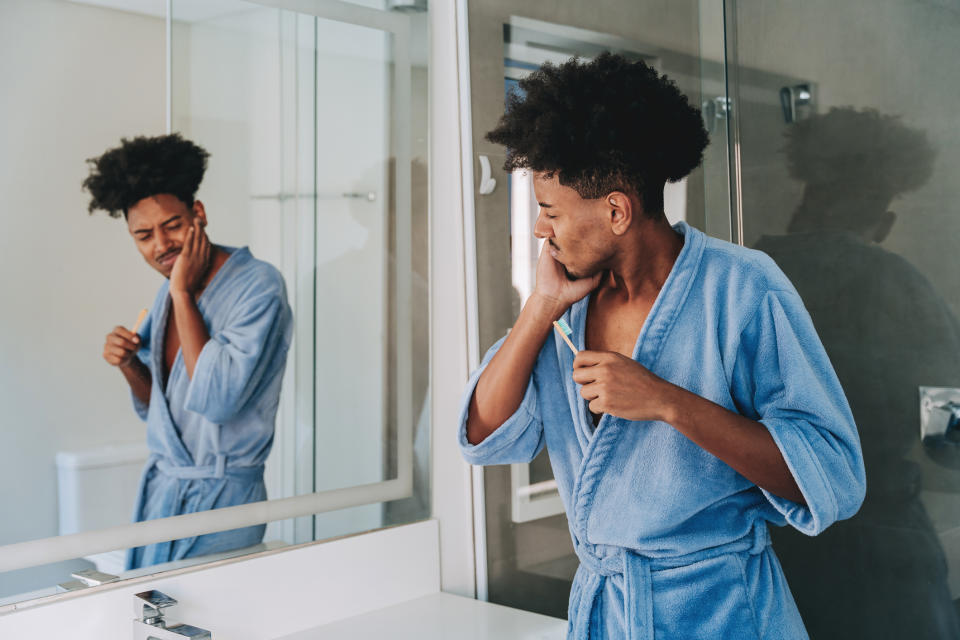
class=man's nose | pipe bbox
[154,228,172,252]
[533,210,553,239]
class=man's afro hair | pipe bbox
[83,133,210,218]
[486,52,708,213]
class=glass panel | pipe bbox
[313,19,394,491]
[172,0,429,541]
[467,1,711,618]
[733,2,960,636]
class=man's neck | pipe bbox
[195,246,230,298]
[599,216,683,303]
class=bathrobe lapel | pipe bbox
[563,222,707,554]
[146,286,196,468]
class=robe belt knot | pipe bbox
[156,456,264,480]
[571,525,770,640]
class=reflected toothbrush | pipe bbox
[132,308,148,335]
[552,318,578,355]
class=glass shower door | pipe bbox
[729,1,960,636]
[465,0,726,618]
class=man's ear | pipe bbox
[607,191,633,236]
[193,200,207,228]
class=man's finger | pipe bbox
[108,326,136,342]
[579,382,599,401]
[112,325,137,340]
[107,334,138,351]
[184,224,195,255]
[106,346,133,361]
[105,333,130,348]
[572,368,597,385]
[573,350,606,368]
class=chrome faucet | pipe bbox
[133,590,212,639]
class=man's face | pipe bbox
[532,173,614,279]
[127,194,205,278]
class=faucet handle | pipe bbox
[134,590,178,623]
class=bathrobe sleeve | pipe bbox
[732,289,866,536]
[183,287,292,424]
[458,336,546,465]
[131,309,153,421]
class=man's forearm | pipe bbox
[661,385,806,505]
[466,293,562,445]
[120,358,152,406]
[170,290,211,379]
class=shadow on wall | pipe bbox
[756,107,960,638]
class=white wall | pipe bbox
[0,0,164,568]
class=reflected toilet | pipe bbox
[55,442,148,575]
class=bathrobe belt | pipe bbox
[155,455,265,481]
[570,524,771,640]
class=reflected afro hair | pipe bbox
[785,107,935,198]
[486,52,708,215]
[82,133,210,218]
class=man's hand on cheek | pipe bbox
[571,350,675,422]
[170,219,212,296]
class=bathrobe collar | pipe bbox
[555,221,707,550]
[147,246,251,465]
[558,221,706,443]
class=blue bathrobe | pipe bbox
[125,246,293,570]
[459,222,865,639]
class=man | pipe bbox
[85,134,293,569]
[459,54,865,638]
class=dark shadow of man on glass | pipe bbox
[756,107,960,638]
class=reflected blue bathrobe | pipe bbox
[459,222,865,639]
[125,246,293,570]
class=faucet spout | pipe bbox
[132,590,212,640]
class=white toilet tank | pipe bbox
[56,441,149,574]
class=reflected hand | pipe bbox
[532,242,602,319]
[169,219,211,296]
[103,325,141,368]
[572,350,674,421]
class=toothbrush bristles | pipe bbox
[552,319,578,354]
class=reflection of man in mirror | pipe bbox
[460,54,864,638]
[756,108,960,638]
[83,134,293,570]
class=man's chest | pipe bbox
[163,311,181,380]
[585,297,655,357]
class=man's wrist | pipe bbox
[527,291,565,322]
[169,287,195,303]
[119,358,145,378]
[657,381,686,426]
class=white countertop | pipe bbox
[274,592,567,640]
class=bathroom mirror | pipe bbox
[0,0,430,606]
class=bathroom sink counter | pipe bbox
[274,592,567,639]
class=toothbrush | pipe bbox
[132,308,148,335]
[552,318,578,355]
